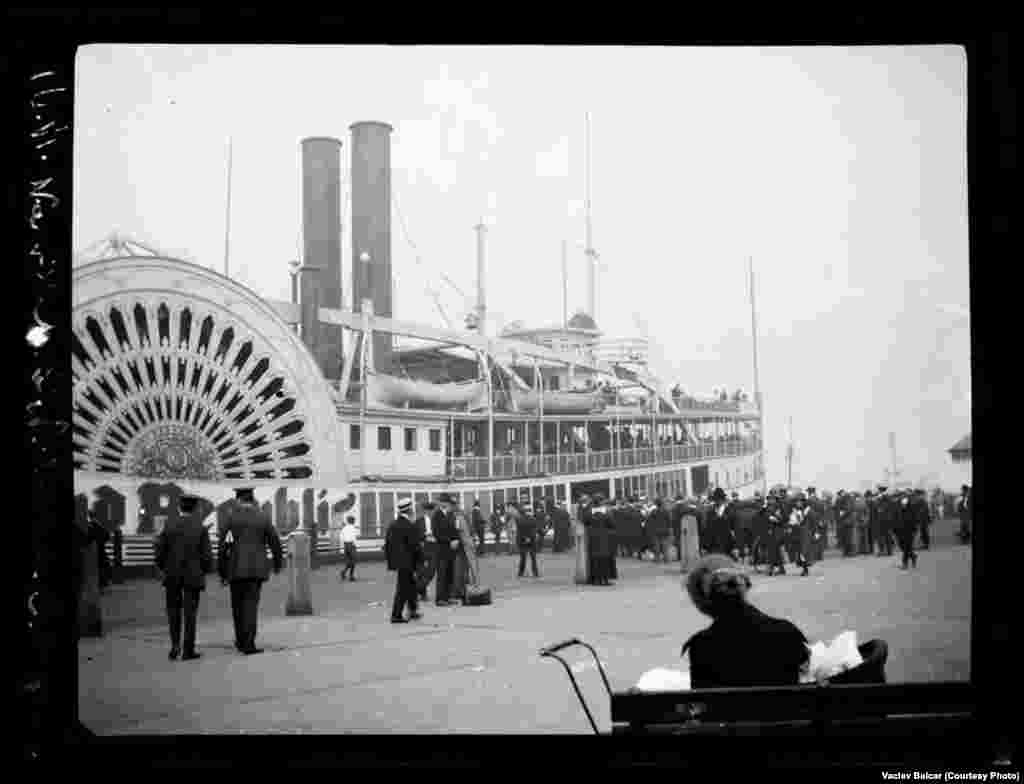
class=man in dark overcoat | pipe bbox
[516,502,540,578]
[764,496,788,576]
[646,498,672,563]
[219,488,283,655]
[432,494,461,606]
[155,494,213,661]
[628,498,646,559]
[957,485,972,544]
[876,486,896,556]
[835,490,854,557]
[704,488,735,556]
[551,501,572,553]
[895,491,919,569]
[913,489,932,550]
[670,495,684,562]
[386,498,423,623]
[471,499,487,555]
[749,493,770,571]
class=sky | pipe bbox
[72,44,970,491]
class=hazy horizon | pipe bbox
[72,44,971,491]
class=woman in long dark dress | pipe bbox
[587,497,611,586]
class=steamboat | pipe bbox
[71,120,766,570]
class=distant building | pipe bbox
[947,434,972,489]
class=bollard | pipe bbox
[285,530,313,616]
[78,542,103,638]
[574,521,589,584]
[680,515,699,573]
[112,530,124,584]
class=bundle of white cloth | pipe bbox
[800,630,864,683]
[634,668,692,692]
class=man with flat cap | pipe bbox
[154,494,213,661]
[385,498,423,623]
[219,488,283,655]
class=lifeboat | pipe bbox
[366,371,489,410]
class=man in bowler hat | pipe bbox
[155,494,213,661]
[219,488,283,655]
[432,494,461,605]
[385,498,423,623]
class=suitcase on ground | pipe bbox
[463,585,492,606]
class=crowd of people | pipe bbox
[73,478,971,661]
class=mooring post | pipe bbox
[285,530,313,616]
[575,517,589,585]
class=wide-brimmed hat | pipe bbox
[711,487,727,502]
[179,494,201,513]
[439,493,456,505]
[398,498,413,514]
[686,555,751,618]
[234,488,255,502]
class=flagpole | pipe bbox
[748,256,765,491]
[223,136,233,277]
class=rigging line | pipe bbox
[392,184,455,328]
[392,183,478,309]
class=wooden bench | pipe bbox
[610,681,974,737]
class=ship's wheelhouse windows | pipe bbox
[377,426,392,451]
[404,427,417,452]
[350,424,361,450]
[429,429,442,452]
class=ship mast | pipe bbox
[748,257,765,491]
[223,136,233,277]
[584,112,597,323]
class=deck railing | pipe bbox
[447,436,761,480]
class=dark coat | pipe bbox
[587,508,611,559]
[704,503,736,554]
[669,503,684,537]
[516,514,538,547]
[471,507,486,533]
[912,496,932,526]
[646,507,671,539]
[155,514,213,589]
[957,493,972,525]
[751,504,772,544]
[385,515,423,571]
[432,508,460,556]
[682,603,809,688]
[219,503,283,582]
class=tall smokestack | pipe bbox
[300,136,343,379]
[350,121,393,374]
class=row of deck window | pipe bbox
[349,424,444,453]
